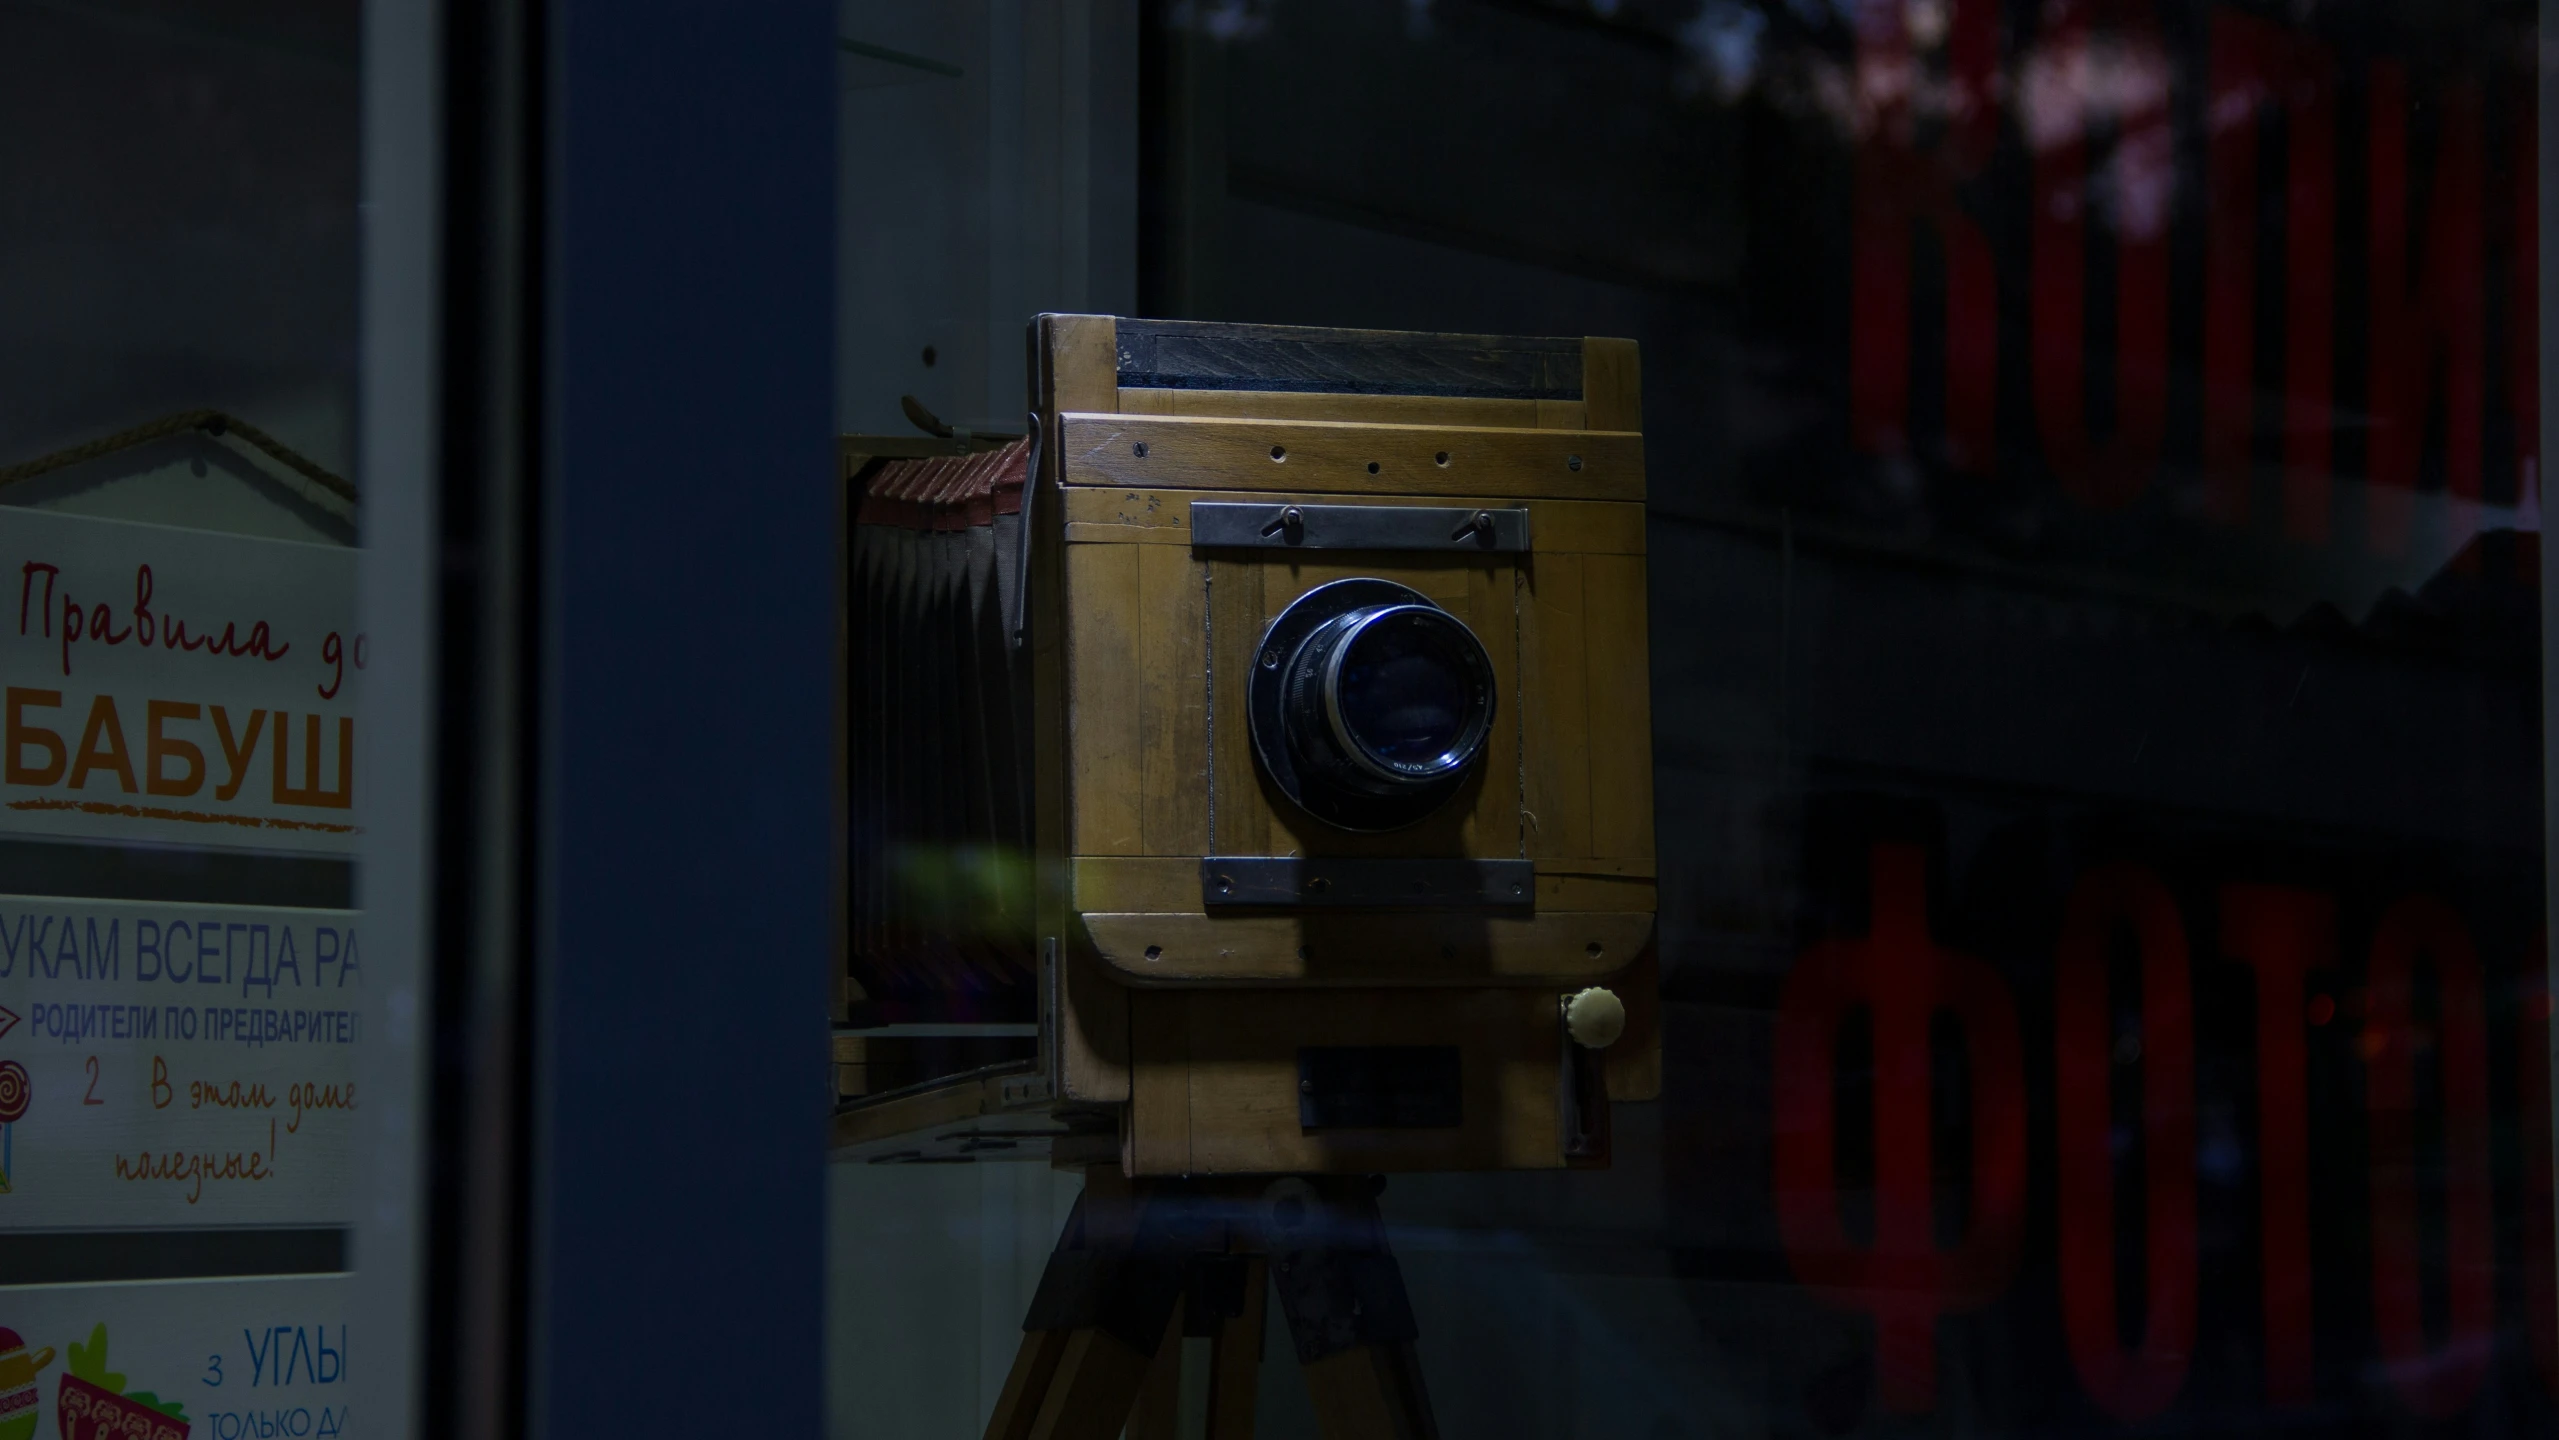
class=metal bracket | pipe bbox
[998,1072,1056,1108]
[1559,1011,1609,1159]
[1037,934,1059,1093]
[1190,502,1530,553]
[1200,856,1534,909]
[1262,1180,1425,1364]
[1011,409,1042,650]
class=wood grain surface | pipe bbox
[1049,313,1122,414]
[1581,335,1643,432]
[1060,414,1643,501]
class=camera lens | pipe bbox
[1249,578,1498,830]
[1325,606,1490,781]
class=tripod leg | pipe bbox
[1203,1258,1267,1439]
[983,1183,1186,1440]
[1134,1248,1268,1438]
[985,1329,1073,1440]
[1301,1345,1436,1440]
[1266,1181,1440,1440]
[1124,1298,1188,1440]
[1025,1331,1159,1440]
[989,1328,1163,1440]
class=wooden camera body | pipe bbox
[838,315,1656,1176]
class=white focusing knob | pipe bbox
[1563,987,1626,1050]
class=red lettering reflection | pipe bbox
[1775,843,2027,1413]
[2363,895,2494,1418]
[2364,73,2486,557]
[1849,0,2000,473]
[2521,946,2556,1396]
[2220,884,2330,1404]
[2029,0,2172,509]
[2055,864,2195,1419]
[2203,12,2338,536]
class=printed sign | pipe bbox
[0,897,360,1229]
[0,1277,355,1440]
[2,509,359,855]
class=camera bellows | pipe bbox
[844,437,1035,1007]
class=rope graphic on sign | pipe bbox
[0,409,355,503]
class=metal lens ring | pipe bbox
[1248,578,1496,832]
[1320,605,1494,784]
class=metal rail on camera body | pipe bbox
[1189,501,1530,553]
[1199,856,1534,909]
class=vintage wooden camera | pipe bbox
[837,314,1656,1175]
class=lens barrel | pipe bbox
[1250,579,1497,831]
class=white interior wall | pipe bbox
[828,5,1133,1433]
[835,0,1135,438]
[827,1158,1084,1437]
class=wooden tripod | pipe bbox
[985,1171,1439,1440]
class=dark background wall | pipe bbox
[1135,2,2550,1435]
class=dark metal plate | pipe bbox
[1190,502,1529,553]
[1296,1046,1464,1130]
[1201,856,1534,909]
[1115,318,1582,400]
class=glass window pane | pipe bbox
[829,4,2556,1436]
[0,7,424,1439]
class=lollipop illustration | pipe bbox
[0,1328,53,1440]
[58,1325,186,1440]
[0,1061,25,1194]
